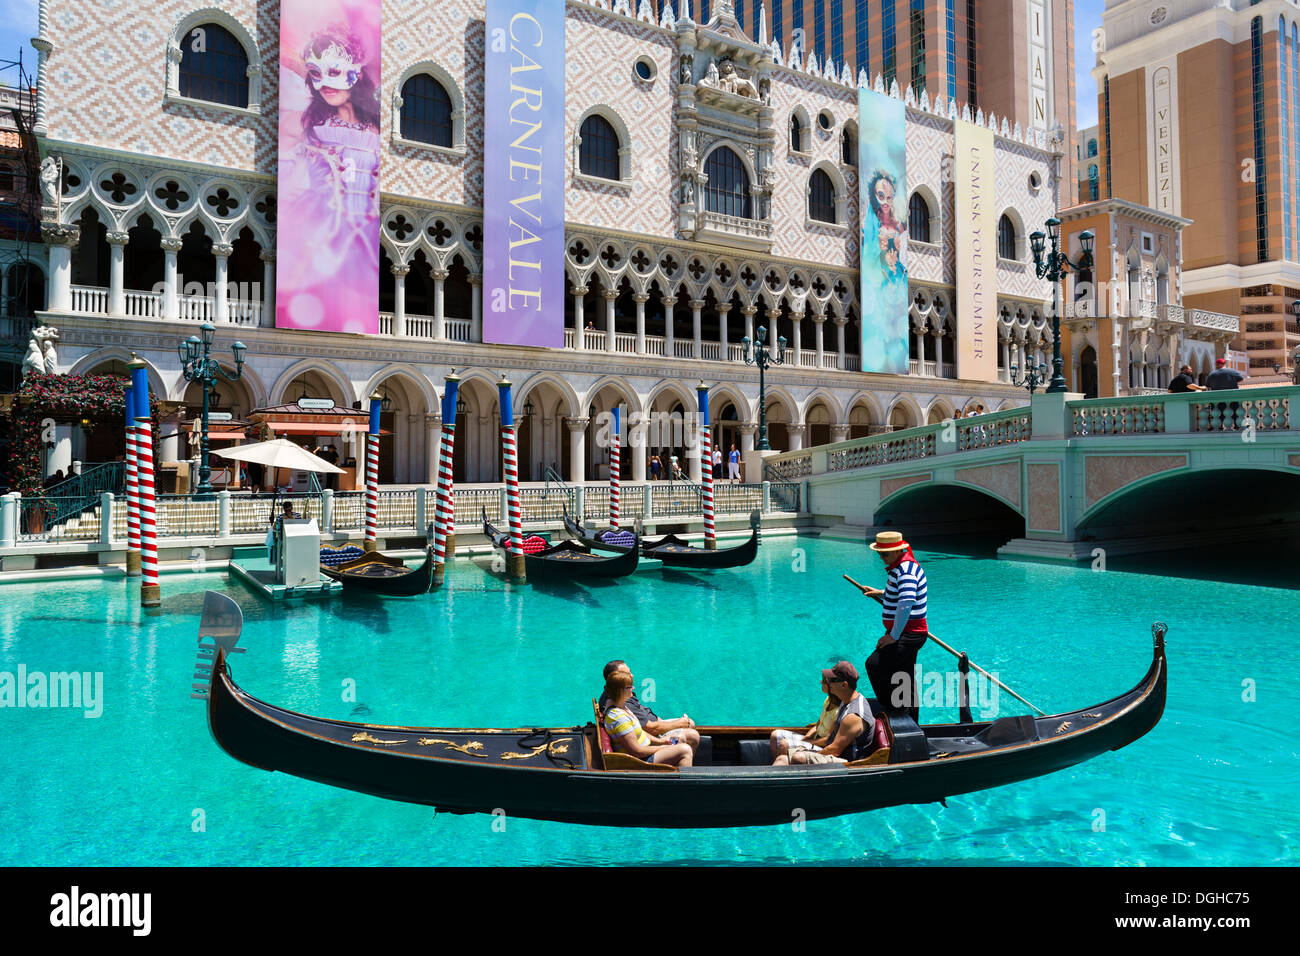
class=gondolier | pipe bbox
[856,532,929,720]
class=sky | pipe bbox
[0,0,1107,130]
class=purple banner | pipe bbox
[276,0,381,334]
[483,0,567,348]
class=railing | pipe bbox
[1192,394,1290,431]
[764,454,812,481]
[70,285,107,313]
[445,317,471,342]
[614,332,638,354]
[767,481,802,513]
[697,210,775,242]
[455,487,502,524]
[957,408,1032,450]
[649,481,702,517]
[712,482,766,514]
[701,341,722,361]
[16,497,102,543]
[40,462,126,527]
[519,485,576,522]
[673,340,694,359]
[582,329,604,350]
[0,313,39,345]
[645,335,666,356]
[1070,400,1167,436]
[68,284,261,325]
[826,427,938,471]
[1067,386,1293,436]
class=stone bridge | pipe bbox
[763,386,1300,561]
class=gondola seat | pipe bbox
[591,699,674,772]
[521,535,548,554]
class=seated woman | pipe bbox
[601,671,693,767]
[769,675,838,759]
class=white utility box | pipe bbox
[278,517,321,588]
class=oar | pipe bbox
[843,574,1048,717]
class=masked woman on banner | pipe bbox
[860,169,909,371]
[278,25,381,331]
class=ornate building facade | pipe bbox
[30,0,1068,483]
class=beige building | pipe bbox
[1091,0,1300,382]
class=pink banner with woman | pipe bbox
[276,0,381,334]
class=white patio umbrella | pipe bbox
[213,438,346,474]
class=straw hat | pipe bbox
[869,531,909,552]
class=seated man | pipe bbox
[769,675,838,759]
[773,662,876,766]
[598,660,700,752]
[601,670,693,767]
[267,501,300,562]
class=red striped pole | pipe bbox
[698,383,715,549]
[432,374,459,567]
[609,406,621,531]
[498,377,525,582]
[124,408,141,577]
[135,417,160,606]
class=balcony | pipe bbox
[1155,303,1239,334]
[695,211,774,251]
[67,284,262,327]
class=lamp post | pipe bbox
[178,321,246,496]
[1009,360,1050,395]
[1028,219,1094,394]
[741,325,786,450]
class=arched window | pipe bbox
[400,74,453,147]
[178,23,249,108]
[809,169,836,223]
[841,126,857,165]
[997,214,1017,260]
[790,113,803,152]
[1087,164,1099,201]
[579,114,620,180]
[704,147,752,219]
[908,192,931,243]
[1087,138,1098,157]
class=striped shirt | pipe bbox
[882,555,928,621]
[603,707,652,751]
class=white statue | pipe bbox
[709,58,758,98]
[41,327,59,374]
[39,156,61,208]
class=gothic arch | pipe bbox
[270,359,357,408]
[391,59,467,151]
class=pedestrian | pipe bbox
[711,443,721,481]
[669,453,682,480]
[649,454,661,481]
[1168,364,1206,393]
[727,443,741,482]
[1205,358,1243,390]
[853,531,930,722]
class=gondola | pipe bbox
[319,545,436,596]
[201,590,1168,828]
[562,506,760,570]
[482,510,638,581]
[560,505,637,553]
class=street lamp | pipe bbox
[741,325,786,451]
[1029,219,1094,394]
[178,321,246,496]
[1010,360,1050,394]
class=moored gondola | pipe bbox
[201,590,1168,828]
[319,545,436,596]
[482,510,638,581]
[562,506,760,570]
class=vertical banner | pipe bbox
[954,119,997,382]
[858,88,909,374]
[483,0,566,347]
[277,0,382,334]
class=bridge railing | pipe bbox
[1067,385,1293,436]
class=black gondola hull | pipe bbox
[563,513,759,570]
[320,548,436,596]
[207,636,1166,828]
[484,515,638,580]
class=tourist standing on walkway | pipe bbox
[649,454,661,480]
[728,444,741,482]
[712,444,722,480]
[855,532,929,721]
[1168,364,1206,393]
[1206,358,1243,390]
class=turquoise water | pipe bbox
[1,536,1296,866]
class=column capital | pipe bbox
[660,295,677,308]
[765,308,782,322]
[211,242,234,258]
[106,230,130,246]
[633,292,650,303]
[40,221,81,246]
[833,314,848,326]
[786,423,807,435]
[690,299,707,310]
[572,286,588,296]
[468,273,483,286]
[738,422,758,435]
[391,263,411,277]
[810,309,827,323]
[789,309,806,322]
[603,289,619,301]
[257,247,275,261]
[161,237,184,253]
[715,302,732,313]
[740,304,757,316]
[431,268,450,282]
[566,416,590,432]
[424,413,441,427]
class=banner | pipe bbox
[276,0,382,334]
[483,0,567,348]
[954,119,997,381]
[858,88,909,374]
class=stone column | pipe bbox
[834,315,848,370]
[1000,336,1012,383]
[716,302,731,359]
[259,249,275,327]
[741,304,756,345]
[45,231,75,313]
[691,299,705,358]
[162,237,183,320]
[830,424,850,443]
[567,417,589,482]
[634,292,648,354]
[661,295,676,357]
[572,286,587,348]
[790,310,804,365]
[786,423,806,451]
[739,422,757,452]
[812,310,826,367]
[604,289,617,352]
[424,414,440,484]
[765,309,782,358]
[391,263,409,338]
[107,230,129,316]
[211,242,232,323]
[432,268,448,340]
[933,326,946,377]
[469,274,483,342]
[629,414,647,482]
